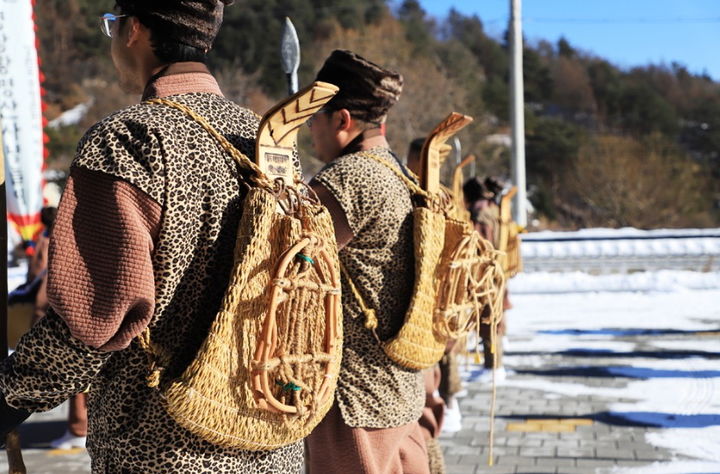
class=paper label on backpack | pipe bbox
[258,146,294,186]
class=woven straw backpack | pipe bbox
[138,82,344,450]
[344,113,506,370]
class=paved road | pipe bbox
[439,312,720,473]
[440,361,676,473]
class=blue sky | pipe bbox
[415,0,720,80]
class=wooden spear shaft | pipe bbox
[0,119,27,474]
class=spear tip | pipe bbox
[280,17,300,76]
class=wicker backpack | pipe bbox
[345,113,506,370]
[498,186,524,278]
[138,82,344,450]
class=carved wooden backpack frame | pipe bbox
[498,186,523,277]
[421,115,505,343]
[251,82,342,416]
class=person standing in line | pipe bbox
[305,50,429,474]
[464,176,509,382]
[0,1,304,471]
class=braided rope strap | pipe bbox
[137,97,274,388]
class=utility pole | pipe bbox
[509,0,527,227]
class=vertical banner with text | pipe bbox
[0,0,44,244]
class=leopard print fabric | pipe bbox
[314,147,425,429]
[0,92,303,473]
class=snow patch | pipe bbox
[644,427,720,463]
[508,290,720,334]
[48,101,92,129]
[605,461,720,473]
[524,227,720,240]
[509,271,720,294]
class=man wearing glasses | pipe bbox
[0,1,303,472]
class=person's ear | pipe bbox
[125,17,145,48]
[336,109,354,132]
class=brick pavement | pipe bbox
[438,326,720,473]
[438,376,673,474]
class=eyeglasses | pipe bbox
[307,107,332,129]
[100,13,128,38]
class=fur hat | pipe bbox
[315,50,403,124]
[483,176,504,198]
[116,0,233,51]
[463,177,494,202]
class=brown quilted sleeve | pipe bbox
[47,166,162,351]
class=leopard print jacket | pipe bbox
[314,148,425,429]
[0,91,303,473]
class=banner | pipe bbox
[0,0,45,244]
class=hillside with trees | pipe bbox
[37,0,720,229]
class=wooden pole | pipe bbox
[1,118,26,474]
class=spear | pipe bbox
[280,17,300,96]
[1,119,26,473]
[452,137,462,183]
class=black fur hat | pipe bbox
[315,50,403,124]
[116,0,233,51]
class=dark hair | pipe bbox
[116,13,207,63]
[463,177,489,203]
[40,207,57,231]
[484,176,504,198]
[409,137,425,154]
[116,0,232,63]
[147,34,207,63]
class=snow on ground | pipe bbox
[644,427,720,463]
[503,269,720,470]
[649,339,720,353]
[508,289,719,334]
[607,377,720,415]
[605,460,720,474]
[523,227,720,240]
[510,270,720,294]
[506,354,720,371]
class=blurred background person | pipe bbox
[464,176,510,383]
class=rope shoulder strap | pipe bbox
[137,98,272,386]
[145,98,276,188]
[356,151,427,198]
[339,262,381,343]
[337,151,427,345]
